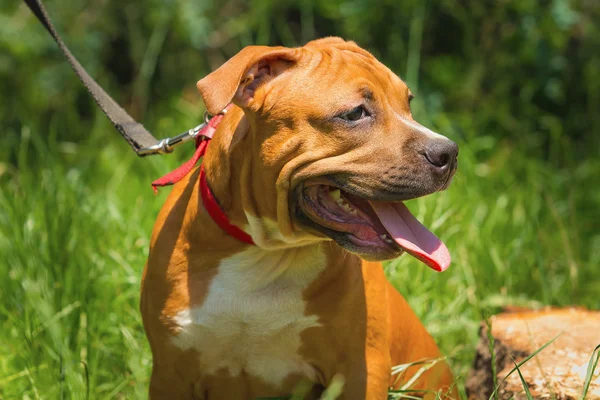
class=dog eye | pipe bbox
[338,106,369,122]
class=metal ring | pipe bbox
[203,111,213,124]
[204,106,228,124]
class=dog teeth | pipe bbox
[334,196,347,207]
[330,188,358,215]
[337,198,356,214]
[380,234,394,244]
[330,188,341,201]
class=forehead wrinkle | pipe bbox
[304,48,346,93]
[309,50,346,94]
[340,51,378,74]
[311,48,368,94]
[274,44,403,115]
[338,52,407,104]
[267,49,350,118]
[375,69,409,112]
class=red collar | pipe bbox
[151,107,255,245]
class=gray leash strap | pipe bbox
[23,0,188,157]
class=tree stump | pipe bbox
[466,308,600,399]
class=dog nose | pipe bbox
[424,139,458,170]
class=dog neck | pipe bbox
[158,107,359,292]
[165,166,351,295]
[201,107,325,251]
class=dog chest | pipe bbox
[170,246,326,386]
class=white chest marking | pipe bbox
[171,245,326,387]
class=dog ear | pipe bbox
[197,46,301,115]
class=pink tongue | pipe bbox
[368,201,451,272]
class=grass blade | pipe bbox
[400,359,442,392]
[489,333,561,400]
[581,344,600,400]
[320,374,345,400]
[484,312,498,400]
[511,356,533,400]
[388,392,428,400]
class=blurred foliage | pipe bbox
[1,0,599,165]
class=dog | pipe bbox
[141,37,458,399]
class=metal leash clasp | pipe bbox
[137,108,228,156]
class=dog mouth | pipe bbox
[297,183,450,271]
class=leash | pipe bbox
[23,0,212,157]
[24,0,254,245]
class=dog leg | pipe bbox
[148,352,198,400]
[386,283,457,399]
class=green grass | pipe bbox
[582,345,600,399]
[0,109,598,398]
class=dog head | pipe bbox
[197,38,457,270]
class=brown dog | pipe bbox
[141,37,458,399]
